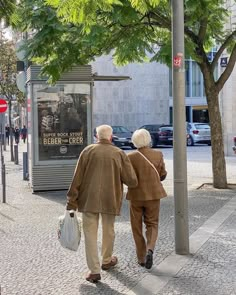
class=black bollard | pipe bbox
[14,144,19,165]
[23,152,29,180]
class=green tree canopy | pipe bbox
[0,0,16,24]
[15,0,235,83]
[14,0,236,188]
[0,36,25,161]
[0,36,24,104]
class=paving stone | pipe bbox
[0,144,235,294]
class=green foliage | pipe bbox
[13,0,236,82]
[0,36,25,104]
[0,0,16,23]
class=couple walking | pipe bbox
[66,125,167,283]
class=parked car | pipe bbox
[110,126,135,149]
[139,124,173,147]
[94,126,134,148]
[157,126,173,146]
[233,136,236,154]
[186,122,211,146]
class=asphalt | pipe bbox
[0,143,235,295]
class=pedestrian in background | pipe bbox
[21,125,27,143]
[5,125,10,145]
[66,124,138,283]
[14,126,20,144]
[127,128,167,269]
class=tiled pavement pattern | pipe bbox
[159,211,236,295]
[0,144,235,294]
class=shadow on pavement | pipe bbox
[109,269,154,295]
[0,211,15,221]
[79,282,126,295]
[33,190,67,206]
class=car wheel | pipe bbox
[187,136,194,146]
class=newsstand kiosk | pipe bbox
[26,65,93,191]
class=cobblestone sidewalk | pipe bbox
[0,144,235,294]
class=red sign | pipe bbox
[0,99,7,113]
[27,98,31,112]
[173,56,182,68]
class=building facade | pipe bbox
[220,0,236,155]
[92,44,235,155]
[92,55,169,131]
[92,54,210,130]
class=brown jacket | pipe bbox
[126,147,167,201]
[66,139,138,215]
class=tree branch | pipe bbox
[216,43,236,92]
[147,11,171,30]
[184,27,210,65]
[211,30,236,71]
[198,17,208,41]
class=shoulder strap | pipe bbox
[137,151,160,180]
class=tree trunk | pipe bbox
[206,88,227,188]
[8,100,14,162]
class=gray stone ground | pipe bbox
[159,211,236,295]
[0,144,235,295]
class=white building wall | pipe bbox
[220,0,236,156]
[91,55,169,131]
[220,66,236,156]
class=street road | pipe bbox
[126,145,236,195]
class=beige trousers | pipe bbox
[129,200,160,263]
[82,212,116,274]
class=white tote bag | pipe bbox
[58,210,82,251]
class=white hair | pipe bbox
[96,125,113,140]
[131,129,151,148]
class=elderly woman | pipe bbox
[127,128,167,269]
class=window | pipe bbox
[192,62,201,97]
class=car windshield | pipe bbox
[160,126,173,131]
[112,126,130,133]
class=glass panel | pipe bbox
[192,62,201,96]
[185,61,190,97]
[35,83,90,162]
[169,68,172,97]
[112,126,119,133]
[160,127,173,131]
[120,126,130,132]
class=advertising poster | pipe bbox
[36,85,89,161]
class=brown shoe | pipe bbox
[85,273,101,283]
[101,256,118,271]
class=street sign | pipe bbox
[0,99,8,113]
[220,57,228,67]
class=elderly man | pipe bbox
[67,124,137,283]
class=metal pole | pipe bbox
[1,149,3,186]
[2,163,6,203]
[24,31,30,180]
[0,118,3,163]
[3,114,6,151]
[172,0,189,254]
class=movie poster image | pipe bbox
[36,84,90,161]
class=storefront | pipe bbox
[192,105,209,123]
